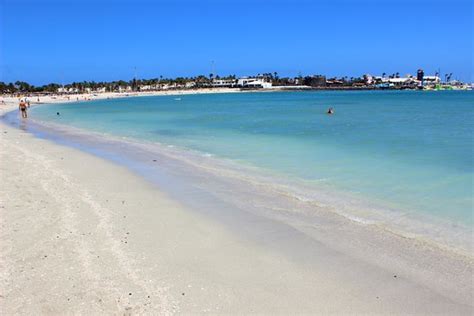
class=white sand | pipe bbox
[0,88,244,108]
[0,95,473,314]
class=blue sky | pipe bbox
[1,0,472,85]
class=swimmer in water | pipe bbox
[327,107,334,114]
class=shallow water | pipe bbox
[29,91,473,229]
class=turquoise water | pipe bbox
[31,90,474,226]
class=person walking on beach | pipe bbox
[19,100,28,118]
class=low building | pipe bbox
[422,76,440,84]
[212,79,237,87]
[326,79,344,86]
[371,76,421,89]
[139,85,152,91]
[58,87,80,93]
[387,77,416,85]
[118,86,132,92]
[185,81,196,88]
[237,77,272,89]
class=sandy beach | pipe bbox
[0,88,245,108]
[1,93,473,314]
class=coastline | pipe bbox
[14,90,473,256]
[7,108,473,256]
[1,94,473,314]
[0,88,246,108]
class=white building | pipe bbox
[212,79,237,87]
[422,76,441,84]
[118,86,132,92]
[373,76,419,85]
[386,77,417,85]
[185,81,196,88]
[57,87,79,93]
[237,77,272,89]
[139,85,152,91]
[161,83,179,90]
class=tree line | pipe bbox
[1,72,401,94]
[0,74,240,94]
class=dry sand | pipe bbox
[0,94,473,314]
[0,88,244,108]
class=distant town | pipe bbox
[1,69,472,95]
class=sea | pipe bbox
[16,90,474,251]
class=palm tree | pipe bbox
[7,83,16,93]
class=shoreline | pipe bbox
[7,91,472,256]
[5,108,473,257]
[2,86,472,108]
[1,92,473,314]
[0,88,247,108]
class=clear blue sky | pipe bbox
[1,0,472,85]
